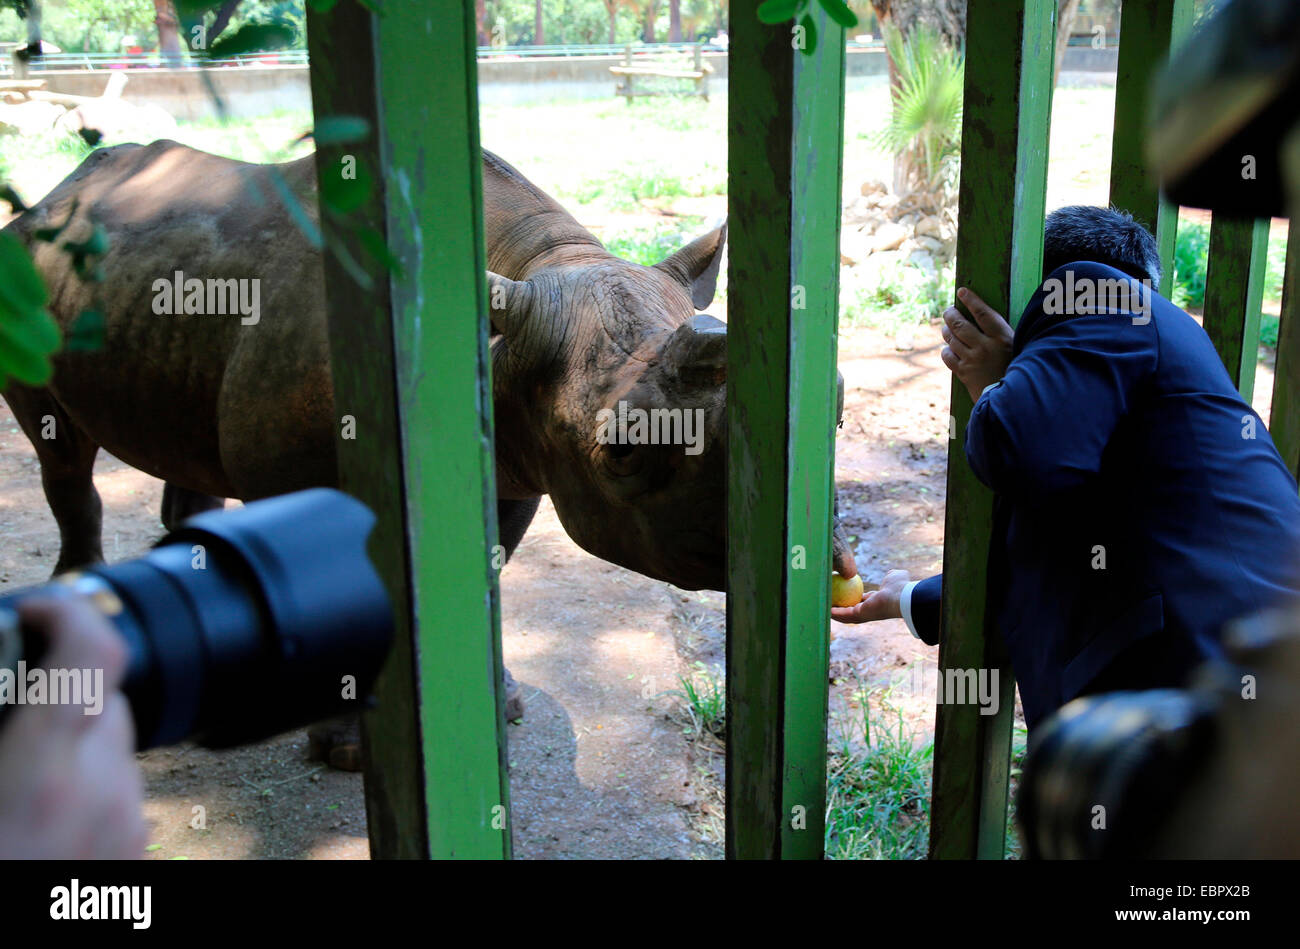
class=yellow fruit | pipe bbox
[831,572,864,608]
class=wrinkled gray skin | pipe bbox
[2,142,857,757]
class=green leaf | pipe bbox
[206,23,297,59]
[307,0,341,11]
[757,0,801,25]
[0,231,49,311]
[309,116,371,147]
[64,309,105,353]
[357,226,403,278]
[320,162,374,215]
[174,1,222,16]
[817,0,859,29]
[800,13,818,55]
[266,169,323,249]
[0,319,57,386]
[144,843,163,852]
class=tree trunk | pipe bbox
[476,0,488,45]
[670,0,682,42]
[605,1,618,43]
[155,0,183,65]
[644,3,657,43]
[534,0,544,45]
[1053,0,1083,88]
[207,0,242,46]
[23,0,42,60]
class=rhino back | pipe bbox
[7,140,333,498]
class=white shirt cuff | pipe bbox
[899,580,922,640]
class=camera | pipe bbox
[0,488,394,751]
[1016,609,1300,859]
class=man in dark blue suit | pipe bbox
[832,206,1300,730]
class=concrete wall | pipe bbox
[30,65,311,120]
[30,46,1117,118]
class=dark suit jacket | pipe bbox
[911,261,1300,728]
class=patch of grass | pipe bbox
[667,663,725,742]
[564,164,724,210]
[825,681,1028,860]
[601,217,706,265]
[1261,313,1280,349]
[1004,722,1030,860]
[840,259,955,335]
[825,686,933,859]
[0,127,93,207]
[1172,219,1210,309]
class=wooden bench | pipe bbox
[0,78,47,104]
[610,43,712,104]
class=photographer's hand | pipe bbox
[0,597,147,859]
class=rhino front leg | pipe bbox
[5,386,104,575]
[307,495,541,770]
[161,482,225,531]
[496,496,539,721]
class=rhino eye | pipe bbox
[602,441,644,478]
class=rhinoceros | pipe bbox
[2,141,857,761]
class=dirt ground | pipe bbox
[0,318,978,859]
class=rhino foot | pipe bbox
[504,666,525,722]
[306,669,524,771]
[307,715,363,771]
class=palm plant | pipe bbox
[874,23,964,207]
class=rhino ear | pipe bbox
[654,220,728,310]
[486,271,533,337]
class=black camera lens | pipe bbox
[0,488,394,751]
[1017,689,1218,859]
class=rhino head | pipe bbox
[485,221,857,593]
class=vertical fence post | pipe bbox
[305,0,510,859]
[726,1,847,859]
[1270,220,1300,480]
[1204,216,1270,399]
[928,0,1054,861]
[1108,0,1193,283]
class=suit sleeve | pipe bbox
[965,307,1158,502]
[907,574,942,646]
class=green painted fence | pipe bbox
[928,0,1054,861]
[299,0,1288,861]
[305,0,510,859]
[725,0,847,860]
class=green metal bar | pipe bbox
[1108,0,1192,284]
[1204,215,1270,400]
[1269,220,1300,481]
[928,0,1054,861]
[306,0,510,859]
[726,1,847,860]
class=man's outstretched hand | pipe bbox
[831,569,911,624]
[940,287,1014,402]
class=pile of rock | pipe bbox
[839,178,957,280]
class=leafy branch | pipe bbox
[757,0,859,56]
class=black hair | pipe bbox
[1042,205,1162,292]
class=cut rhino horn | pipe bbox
[665,313,727,373]
[485,271,533,337]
